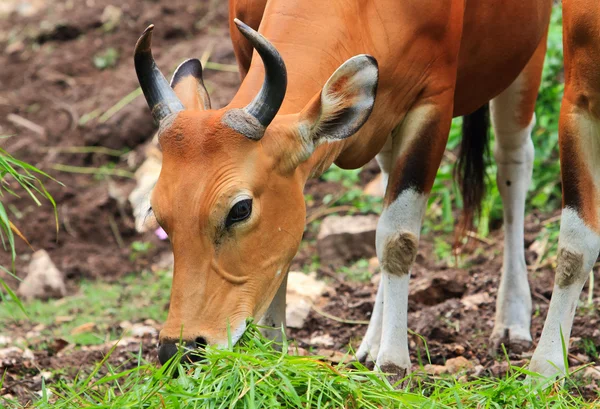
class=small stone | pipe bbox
[0,335,11,346]
[0,346,22,359]
[309,334,334,347]
[5,41,24,55]
[582,366,600,380]
[424,364,448,376]
[17,250,66,301]
[472,364,485,377]
[317,215,378,267]
[490,361,509,377]
[445,356,473,373]
[317,349,351,364]
[461,292,492,310]
[290,347,309,356]
[448,344,466,355]
[22,349,35,361]
[286,272,327,329]
[130,324,157,338]
[119,320,132,329]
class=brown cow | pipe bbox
[132,0,595,379]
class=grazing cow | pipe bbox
[133,0,593,379]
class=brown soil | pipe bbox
[1,0,599,405]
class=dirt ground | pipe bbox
[0,0,599,405]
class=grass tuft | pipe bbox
[1,323,595,408]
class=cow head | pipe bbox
[134,20,378,364]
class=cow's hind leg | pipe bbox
[489,34,546,354]
[356,99,453,380]
[530,0,600,377]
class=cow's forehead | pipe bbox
[158,110,257,160]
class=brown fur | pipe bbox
[381,232,419,276]
[555,248,585,288]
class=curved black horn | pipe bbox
[134,25,184,123]
[234,18,287,128]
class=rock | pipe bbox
[445,356,473,373]
[0,347,22,359]
[286,272,327,328]
[424,364,448,376]
[490,361,509,377]
[424,357,474,376]
[22,348,34,361]
[317,349,351,364]
[130,324,157,338]
[410,270,468,306]
[582,366,600,380]
[364,173,384,197]
[0,335,11,346]
[472,364,485,377]
[461,292,492,310]
[317,215,378,267]
[310,333,334,347]
[17,250,66,301]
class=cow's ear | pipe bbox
[297,55,378,148]
[170,59,211,110]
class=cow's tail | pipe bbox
[454,103,490,245]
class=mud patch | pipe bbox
[556,248,584,288]
[382,231,418,276]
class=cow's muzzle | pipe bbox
[158,337,207,366]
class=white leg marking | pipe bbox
[530,208,600,376]
[357,135,392,362]
[374,189,427,374]
[356,279,383,362]
[489,83,536,350]
[257,274,288,342]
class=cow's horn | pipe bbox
[134,25,184,123]
[234,18,287,130]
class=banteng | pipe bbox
[133,0,598,378]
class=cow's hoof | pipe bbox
[379,363,409,388]
[489,328,532,357]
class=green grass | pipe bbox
[0,269,171,347]
[0,141,59,311]
[1,323,596,408]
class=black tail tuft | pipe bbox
[454,103,490,242]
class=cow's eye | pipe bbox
[226,199,252,228]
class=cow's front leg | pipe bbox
[357,101,452,381]
[529,100,600,377]
[530,3,600,377]
[488,34,546,354]
[257,274,287,343]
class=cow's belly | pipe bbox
[453,0,552,116]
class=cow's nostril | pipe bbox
[194,337,207,349]
[158,342,178,366]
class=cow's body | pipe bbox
[231,0,550,170]
[133,0,599,380]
